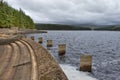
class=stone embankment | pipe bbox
[0,31,68,80]
[0,28,47,35]
[18,30,47,34]
[0,35,22,45]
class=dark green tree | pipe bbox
[0,1,35,29]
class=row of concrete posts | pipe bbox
[30,36,92,72]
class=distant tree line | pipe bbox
[0,0,35,29]
[35,23,120,31]
[95,26,120,31]
[35,23,91,30]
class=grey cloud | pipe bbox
[4,0,120,25]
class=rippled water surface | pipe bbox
[27,31,120,80]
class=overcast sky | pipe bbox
[4,0,120,25]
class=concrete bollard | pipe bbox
[31,36,34,40]
[38,37,43,43]
[47,40,52,47]
[58,44,66,56]
[80,55,92,72]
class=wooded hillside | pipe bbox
[35,23,91,30]
[0,0,35,29]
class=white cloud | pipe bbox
[4,0,120,25]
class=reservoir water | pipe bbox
[27,31,120,80]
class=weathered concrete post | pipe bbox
[31,36,34,40]
[80,55,92,72]
[58,44,66,56]
[38,37,43,44]
[47,40,52,47]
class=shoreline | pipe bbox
[17,30,47,34]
